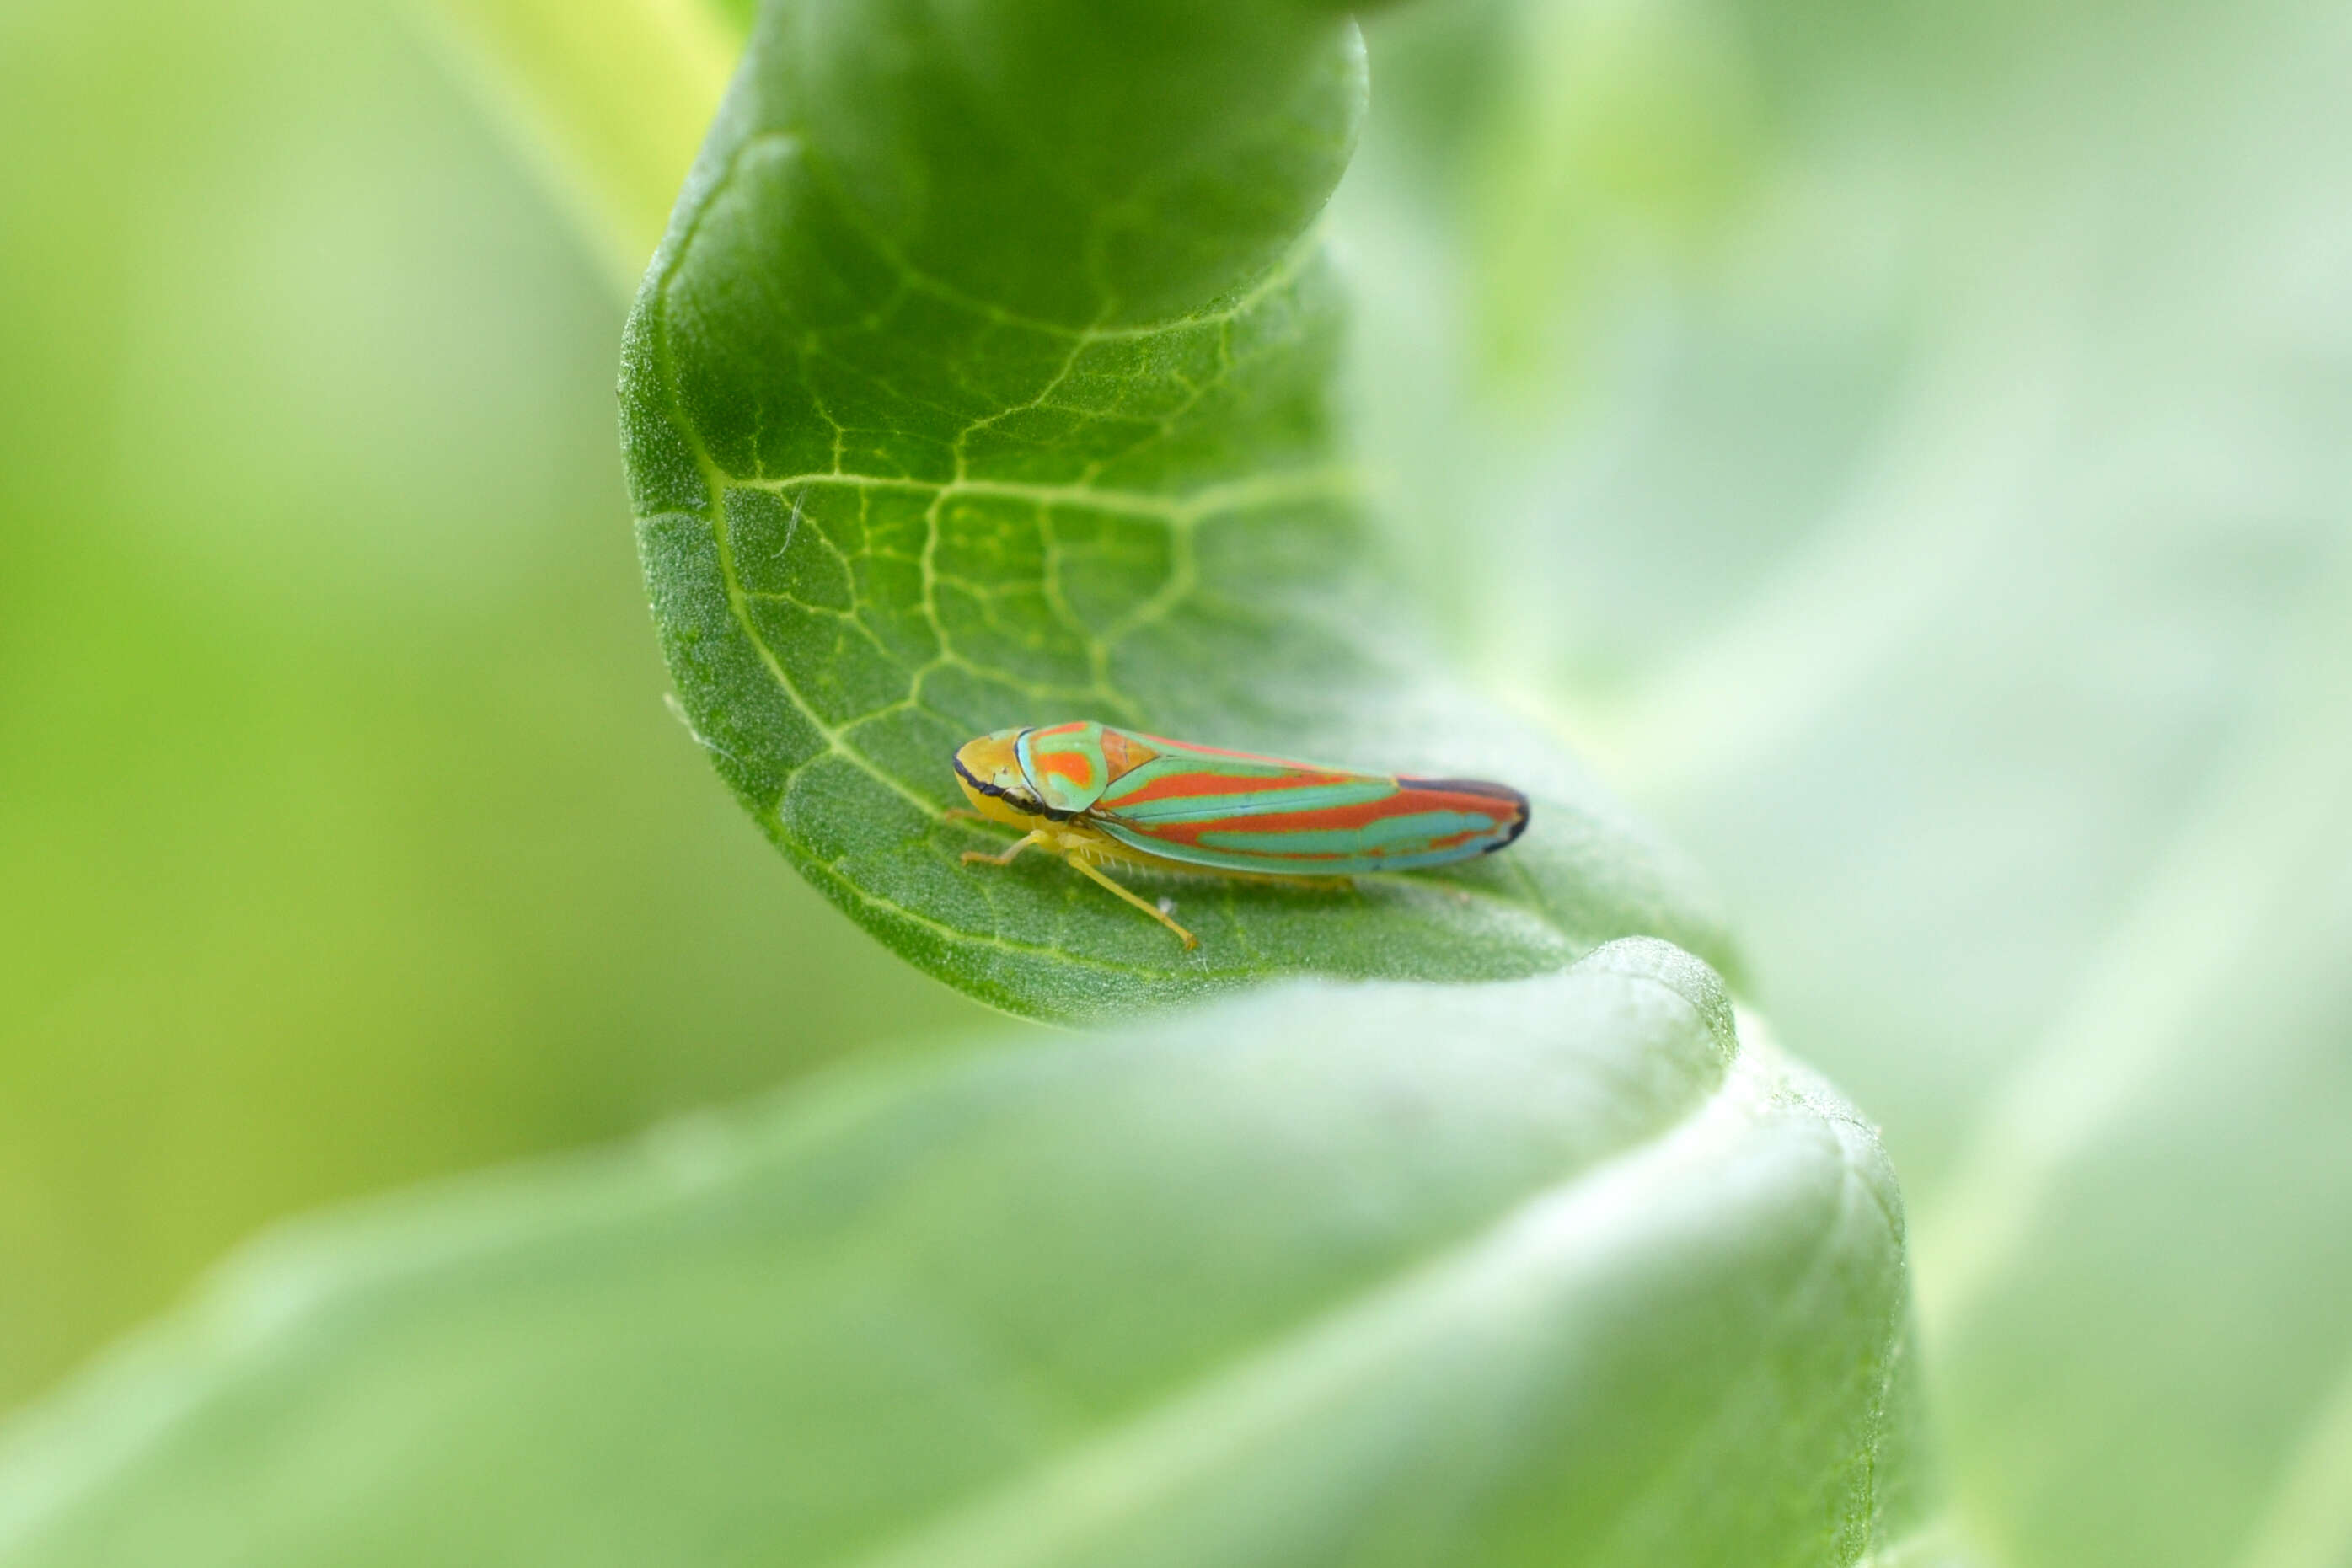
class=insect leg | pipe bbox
[961,829,1047,867]
[940,807,993,826]
[1066,856,1199,950]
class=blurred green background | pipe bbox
[3,0,2349,1564]
[0,0,1006,1415]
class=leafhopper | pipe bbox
[949,720,1530,949]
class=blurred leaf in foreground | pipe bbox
[623,0,1736,1020]
[0,942,1947,1568]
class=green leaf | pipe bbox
[1340,0,2352,1562]
[620,0,1736,1019]
[0,941,1942,1567]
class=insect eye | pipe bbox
[985,768,1040,807]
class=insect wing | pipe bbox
[1090,738,1528,875]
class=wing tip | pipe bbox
[1396,776,1531,853]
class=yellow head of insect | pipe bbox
[951,729,1047,827]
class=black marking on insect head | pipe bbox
[951,752,1077,822]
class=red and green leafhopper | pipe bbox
[949,720,1530,949]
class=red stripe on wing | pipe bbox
[1125,732,1304,763]
[1105,766,1364,808]
[1129,782,1524,854]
